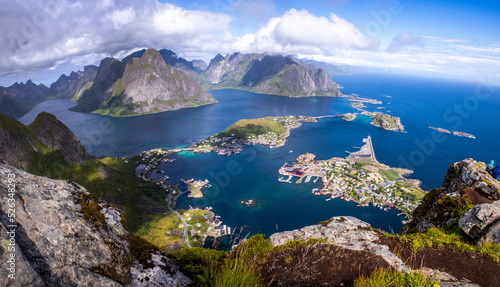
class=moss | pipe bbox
[74,192,107,229]
[127,233,159,269]
[317,219,333,226]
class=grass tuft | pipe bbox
[353,269,438,287]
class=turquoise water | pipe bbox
[19,73,500,236]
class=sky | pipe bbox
[0,0,499,86]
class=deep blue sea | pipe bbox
[19,73,500,236]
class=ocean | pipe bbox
[19,73,500,236]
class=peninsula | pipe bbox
[192,115,317,155]
[278,136,425,219]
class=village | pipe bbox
[278,147,425,220]
[191,115,317,155]
[131,148,231,249]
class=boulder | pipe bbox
[269,216,409,272]
[459,200,500,244]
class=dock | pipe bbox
[347,136,378,163]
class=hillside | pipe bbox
[0,114,499,286]
[0,163,190,286]
[47,65,98,100]
[71,49,216,116]
[0,90,29,119]
[0,80,50,118]
[202,52,342,97]
[0,112,90,176]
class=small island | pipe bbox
[278,136,424,219]
[183,178,210,198]
[338,113,357,121]
[370,113,405,132]
[192,115,317,155]
[429,126,476,139]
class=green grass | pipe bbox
[168,234,328,286]
[401,227,500,262]
[379,169,401,181]
[70,156,167,232]
[353,269,438,287]
[216,117,286,139]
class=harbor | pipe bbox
[278,137,424,220]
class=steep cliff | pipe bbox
[407,158,500,244]
[0,112,89,177]
[47,65,98,100]
[202,53,342,97]
[0,163,190,286]
[72,49,216,116]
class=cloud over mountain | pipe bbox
[0,0,231,77]
[234,9,379,55]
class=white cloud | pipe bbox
[0,0,232,78]
[233,9,379,55]
[0,2,499,85]
[387,32,423,52]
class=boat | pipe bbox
[326,198,332,201]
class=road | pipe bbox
[167,193,191,248]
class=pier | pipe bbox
[347,136,378,164]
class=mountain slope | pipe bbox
[0,90,29,119]
[0,163,191,286]
[47,65,98,100]
[202,53,342,97]
[71,49,216,116]
[0,112,90,176]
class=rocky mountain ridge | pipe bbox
[71,49,216,116]
[0,112,90,176]
[47,65,98,100]
[202,52,342,97]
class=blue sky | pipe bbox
[0,0,499,86]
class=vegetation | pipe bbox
[379,169,401,181]
[70,156,167,232]
[401,227,500,262]
[216,117,286,139]
[353,269,438,287]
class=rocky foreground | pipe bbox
[1,155,499,286]
[0,164,190,287]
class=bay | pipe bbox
[18,73,500,236]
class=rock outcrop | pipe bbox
[408,158,500,244]
[0,163,191,286]
[0,112,90,176]
[202,52,342,97]
[459,201,500,244]
[269,216,409,272]
[72,49,216,116]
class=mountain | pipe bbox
[303,59,355,75]
[71,49,216,116]
[0,112,90,176]
[0,163,191,286]
[47,65,98,100]
[0,90,29,119]
[0,80,50,118]
[202,52,342,97]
